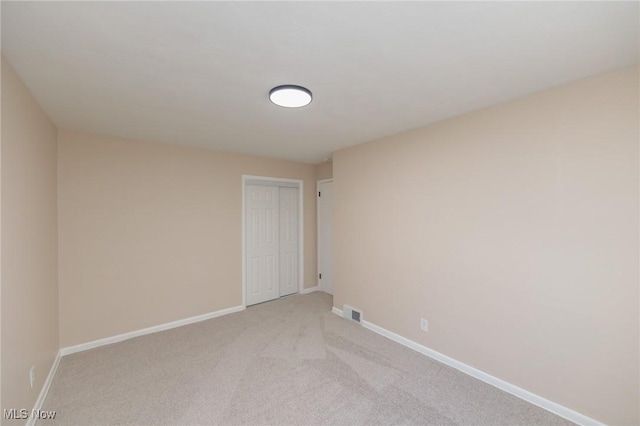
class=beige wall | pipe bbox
[315,161,333,181]
[333,66,639,425]
[1,57,59,421]
[58,131,317,347]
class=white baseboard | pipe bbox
[300,286,319,294]
[331,307,602,426]
[61,305,245,356]
[27,349,62,426]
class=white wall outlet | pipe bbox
[420,318,429,332]
[29,366,35,388]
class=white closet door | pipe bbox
[246,185,280,306]
[279,187,298,296]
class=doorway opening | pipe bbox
[317,179,333,295]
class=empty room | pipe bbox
[1,1,638,425]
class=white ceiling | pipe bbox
[2,2,638,164]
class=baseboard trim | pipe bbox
[61,305,245,356]
[331,307,602,426]
[301,286,319,294]
[27,349,62,426]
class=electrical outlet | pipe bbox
[30,366,35,388]
[420,318,429,332]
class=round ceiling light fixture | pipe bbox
[269,85,312,108]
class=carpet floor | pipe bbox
[43,292,573,425]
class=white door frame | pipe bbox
[242,175,304,308]
[317,179,333,291]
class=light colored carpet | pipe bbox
[43,293,573,425]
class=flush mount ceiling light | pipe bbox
[269,85,312,108]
